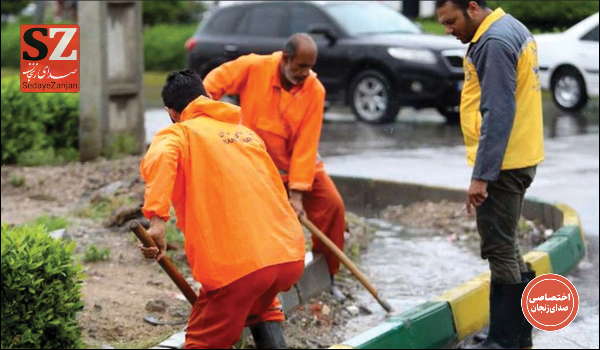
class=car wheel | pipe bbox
[551,67,588,112]
[349,70,400,124]
[436,104,460,125]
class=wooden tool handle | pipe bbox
[299,215,393,313]
[129,220,197,305]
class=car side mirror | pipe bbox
[308,24,337,46]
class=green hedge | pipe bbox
[1,224,84,349]
[142,1,206,26]
[1,1,30,16]
[1,76,79,165]
[489,1,599,31]
[143,24,197,72]
[1,23,21,69]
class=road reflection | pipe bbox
[543,98,598,138]
[318,98,598,157]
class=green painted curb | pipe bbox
[344,301,456,349]
[535,225,585,276]
[551,225,586,263]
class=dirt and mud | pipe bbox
[1,156,547,348]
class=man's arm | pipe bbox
[288,86,325,192]
[203,55,255,100]
[140,126,184,259]
[473,38,518,182]
[466,38,517,213]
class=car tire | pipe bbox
[551,66,588,112]
[349,70,400,124]
[436,104,460,125]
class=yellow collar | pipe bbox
[471,8,506,43]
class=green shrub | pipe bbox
[1,224,84,349]
[1,77,79,165]
[142,1,206,26]
[74,198,115,221]
[7,173,25,187]
[43,89,79,150]
[1,1,30,16]
[489,1,599,32]
[0,23,21,69]
[144,24,197,72]
[1,77,49,163]
[83,243,110,262]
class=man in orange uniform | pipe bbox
[204,33,348,301]
[139,70,305,349]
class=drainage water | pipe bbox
[341,217,489,340]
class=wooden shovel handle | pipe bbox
[299,215,393,313]
[129,220,197,305]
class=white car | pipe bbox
[535,12,599,112]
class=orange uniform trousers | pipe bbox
[184,260,304,349]
[300,170,346,276]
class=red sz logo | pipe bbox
[20,25,79,93]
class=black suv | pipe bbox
[185,1,466,124]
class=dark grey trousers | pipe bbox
[476,166,537,283]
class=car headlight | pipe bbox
[387,47,437,64]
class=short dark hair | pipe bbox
[161,70,208,113]
[283,33,317,59]
[435,0,488,13]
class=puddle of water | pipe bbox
[342,218,489,340]
[341,216,545,340]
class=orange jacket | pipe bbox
[203,52,325,192]
[140,96,305,291]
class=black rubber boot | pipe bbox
[249,321,287,349]
[469,271,535,349]
[460,280,527,349]
[518,271,536,349]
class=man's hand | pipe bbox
[139,216,167,261]
[466,179,488,214]
[289,189,305,217]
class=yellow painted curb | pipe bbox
[328,345,355,349]
[523,250,552,275]
[436,278,489,340]
[555,203,585,243]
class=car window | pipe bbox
[322,2,421,36]
[201,7,242,35]
[581,25,599,42]
[290,5,333,34]
[236,4,288,37]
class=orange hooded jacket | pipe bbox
[140,96,305,291]
[203,52,325,192]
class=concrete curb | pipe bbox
[281,253,331,313]
[328,176,586,349]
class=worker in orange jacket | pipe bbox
[204,33,348,301]
[139,70,306,349]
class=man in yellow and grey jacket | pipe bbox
[436,0,544,348]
